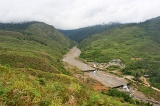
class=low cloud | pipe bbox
[0,0,160,29]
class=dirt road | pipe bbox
[63,46,128,88]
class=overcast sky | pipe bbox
[1,0,160,29]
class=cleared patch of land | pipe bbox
[63,46,160,106]
[63,46,128,88]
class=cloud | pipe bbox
[0,0,160,29]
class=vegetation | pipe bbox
[0,65,102,105]
[79,17,160,89]
[0,22,74,74]
[136,83,160,101]
[102,89,153,106]
[103,89,135,104]
[107,65,121,71]
[59,23,121,42]
[0,22,136,105]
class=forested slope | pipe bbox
[79,17,160,89]
[59,23,120,42]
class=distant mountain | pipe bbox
[59,22,121,42]
[79,16,160,89]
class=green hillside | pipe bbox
[79,17,160,89]
[0,22,74,74]
[59,23,121,43]
[1,65,139,106]
[0,22,140,106]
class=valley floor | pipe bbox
[63,46,160,106]
[63,46,128,88]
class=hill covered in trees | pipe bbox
[79,16,160,89]
[59,23,121,42]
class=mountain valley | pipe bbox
[0,16,160,106]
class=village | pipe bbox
[87,59,125,70]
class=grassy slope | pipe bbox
[0,22,73,74]
[0,22,136,105]
[79,19,160,89]
[0,65,137,106]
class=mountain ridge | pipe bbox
[59,22,121,42]
[78,16,160,90]
[0,21,74,74]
